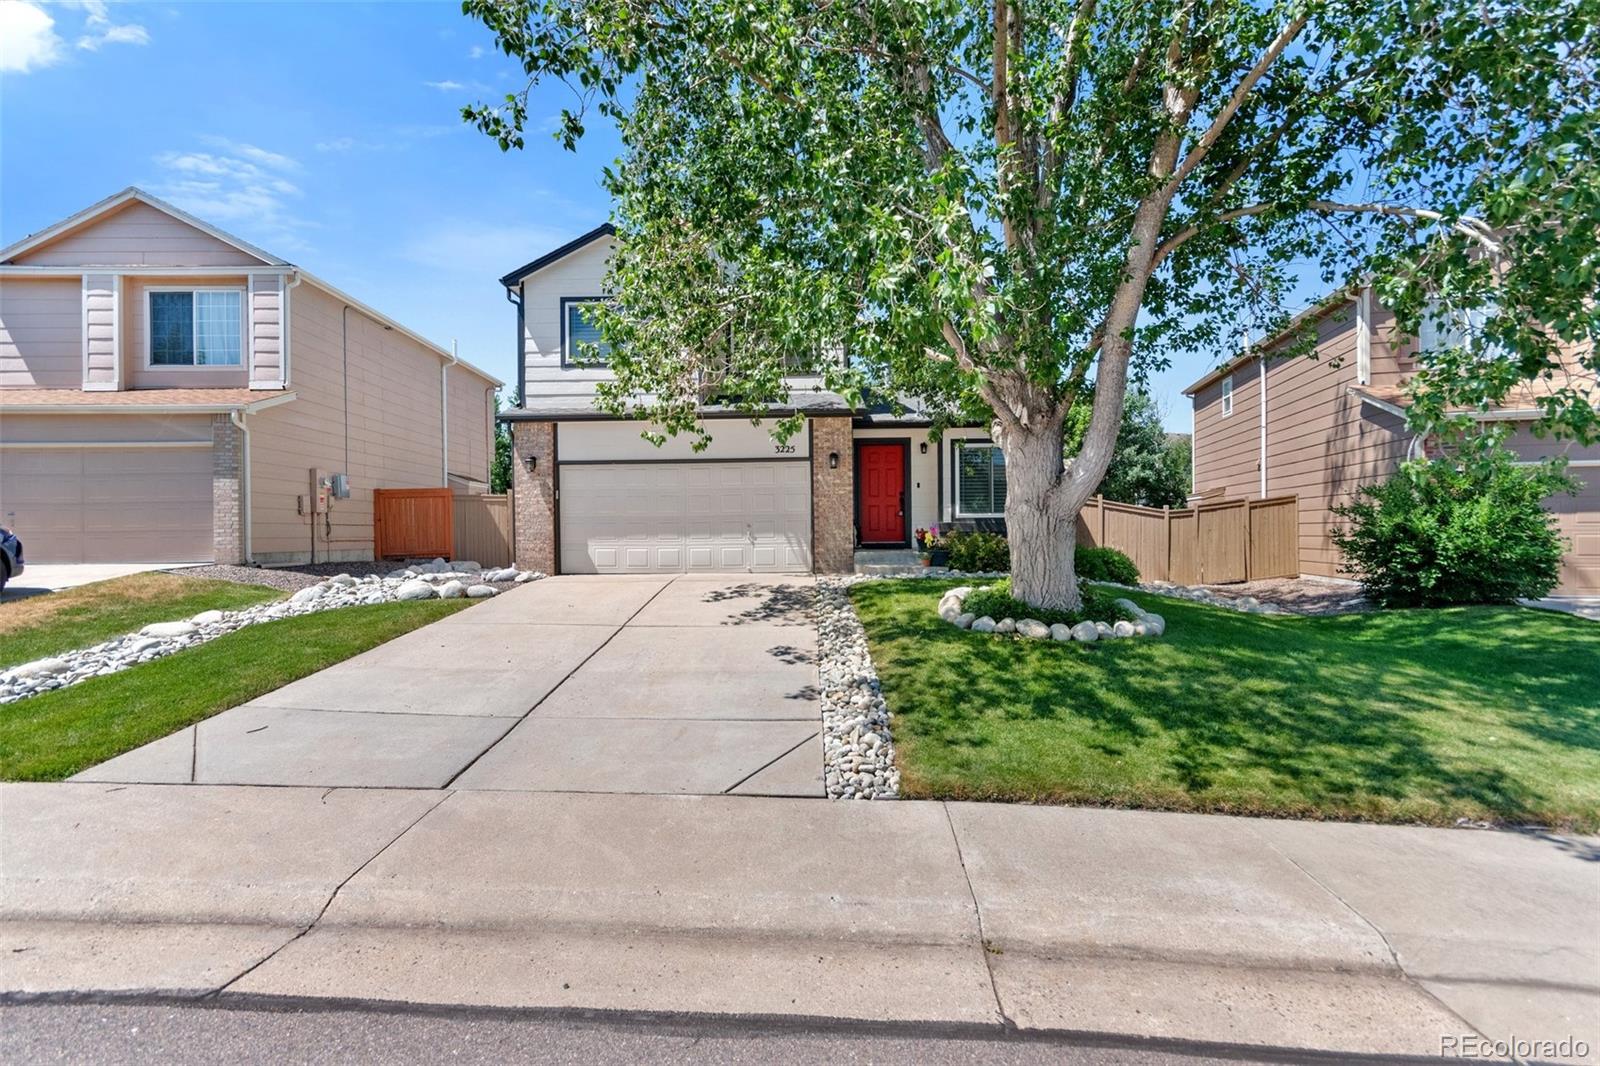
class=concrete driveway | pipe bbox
[71,575,823,797]
[0,562,193,601]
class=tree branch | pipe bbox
[1166,11,1309,190]
[1149,199,1506,270]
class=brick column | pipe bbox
[810,416,855,573]
[512,420,558,573]
[212,414,245,564]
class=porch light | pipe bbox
[524,454,538,472]
[828,452,840,469]
[919,442,928,454]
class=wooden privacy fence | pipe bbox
[453,493,514,568]
[1077,494,1299,585]
[373,487,453,560]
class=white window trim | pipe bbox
[953,440,1006,519]
[1220,374,1234,417]
[1356,287,1372,385]
[560,295,613,367]
[145,286,247,370]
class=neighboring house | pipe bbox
[499,224,994,574]
[1183,288,1599,594]
[0,188,500,565]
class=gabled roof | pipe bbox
[1182,289,1358,396]
[0,188,503,389]
[0,186,287,267]
[499,222,615,288]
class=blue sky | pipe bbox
[3,0,1244,429]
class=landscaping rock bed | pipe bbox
[937,585,1165,642]
[0,561,544,706]
[1141,578,1369,616]
[815,577,898,800]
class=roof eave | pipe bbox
[498,223,616,288]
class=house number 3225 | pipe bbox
[773,444,796,454]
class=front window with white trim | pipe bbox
[562,298,612,365]
[1221,374,1234,416]
[954,441,1007,518]
[149,289,244,366]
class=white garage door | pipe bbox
[0,446,214,563]
[559,461,811,574]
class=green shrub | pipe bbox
[1075,546,1140,585]
[1331,454,1568,607]
[945,530,1010,571]
[960,578,1138,629]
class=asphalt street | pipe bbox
[1,1002,1284,1066]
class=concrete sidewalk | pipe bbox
[3,783,1596,1061]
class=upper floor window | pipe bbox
[1220,374,1234,416]
[954,441,1007,518]
[562,297,612,366]
[149,289,243,367]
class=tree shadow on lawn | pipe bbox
[852,582,1600,826]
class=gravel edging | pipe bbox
[816,577,898,800]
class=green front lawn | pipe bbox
[0,599,469,781]
[852,579,1600,829]
[0,573,283,670]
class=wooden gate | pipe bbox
[1078,494,1299,584]
[373,487,453,560]
[453,493,514,568]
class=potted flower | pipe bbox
[917,526,950,567]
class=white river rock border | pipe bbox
[0,559,545,706]
[816,577,898,800]
[937,584,1166,642]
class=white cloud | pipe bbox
[0,2,65,74]
[424,79,464,92]
[468,45,486,60]
[315,136,356,153]
[70,0,149,51]
[149,140,310,253]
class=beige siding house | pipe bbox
[1185,291,1599,595]
[0,188,500,566]
[501,225,991,575]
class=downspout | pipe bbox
[441,340,459,487]
[505,284,525,405]
[229,409,253,565]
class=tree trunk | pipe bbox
[1001,411,1081,611]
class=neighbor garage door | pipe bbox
[0,446,214,563]
[559,461,811,574]
[1550,469,1600,594]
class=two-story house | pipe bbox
[0,188,500,567]
[1184,288,1598,594]
[499,224,997,574]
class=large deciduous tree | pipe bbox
[464,0,1598,610]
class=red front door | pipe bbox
[858,443,906,544]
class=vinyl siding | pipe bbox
[1191,300,1411,579]
[0,277,81,388]
[446,361,492,486]
[522,238,614,397]
[9,201,269,268]
[82,274,118,387]
[248,282,492,562]
[248,274,284,387]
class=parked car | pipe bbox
[1,527,23,592]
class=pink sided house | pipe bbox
[0,188,501,565]
[1184,288,1599,595]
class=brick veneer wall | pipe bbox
[211,414,244,564]
[511,421,558,573]
[810,415,856,573]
